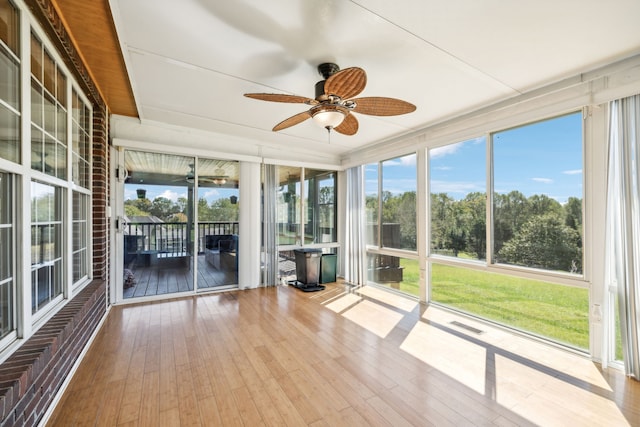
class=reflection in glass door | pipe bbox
[122,151,195,298]
[196,158,239,290]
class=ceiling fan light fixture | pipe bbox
[212,177,227,185]
[311,106,346,130]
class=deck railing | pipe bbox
[124,221,239,256]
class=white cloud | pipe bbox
[435,166,452,171]
[204,189,220,199]
[158,189,183,202]
[532,177,553,184]
[383,154,416,167]
[430,143,461,159]
[563,169,582,175]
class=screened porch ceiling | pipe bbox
[51,0,640,161]
[123,152,310,187]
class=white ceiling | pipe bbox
[109,0,640,159]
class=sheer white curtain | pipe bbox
[262,164,278,286]
[344,166,366,285]
[605,94,640,379]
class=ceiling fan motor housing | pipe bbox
[315,63,341,100]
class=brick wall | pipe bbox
[0,281,106,426]
[92,107,110,284]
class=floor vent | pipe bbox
[450,320,484,334]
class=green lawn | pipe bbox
[381,259,589,350]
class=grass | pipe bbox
[377,258,589,350]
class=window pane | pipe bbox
[0,173,14,333]
[31,79,42,127]
[30,33,41,82]
[44,135,55,176]
[492,113,583,274]
[43,50,55,95]
[55,142,66,180]
[430,138,486,260]
[304,169,336,244]
[277,166,301,246]
[0,47,19,110]
[365,163,379,246]
[431,262,589,350]
[367,253,419,297]
[72,191,89,283]
[31,181,64,313]
[0,0,19,54]
[381,154,416,251]
[43,91,55,135]
[56,103,66,142]
[0,104,19,163]
[56,66,66,105]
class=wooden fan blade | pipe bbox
[333,113,358,136]
[273,111,312,131]
[324,67,367,100]
[351,97,416,116]
[245,93,317,105]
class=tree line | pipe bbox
[369,190,583,274]
[124,196,238,223]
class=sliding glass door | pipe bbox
[118,149,240,300]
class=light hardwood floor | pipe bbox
[47,282,640,426]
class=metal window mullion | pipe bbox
[486,132,494,266]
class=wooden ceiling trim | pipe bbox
[24,0,105,108]
[24,0,139,117]
[51,0,138,117]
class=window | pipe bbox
[492,112,583,274]
[304,169,336,244]
[275,166,338,246]
[31,33,67,179]
[365,154,417,296]
[365,163,379,246]
[277,166,301,246]
[72,191,89,284]
[0,0,20,163]
[430,138,486,260]
[31,181,64,314]
[381,153,417,251]
[0,172,15,338]
[428,113,587,350]
[71,89,90,188]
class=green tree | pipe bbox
[564,197,582,233]
[462,192,486,259]
[150,197,178,221]
[209,198,239,221]
[493,191,529,258]
[498,214,582,272]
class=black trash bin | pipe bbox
[320,254,337,284]
[291,248,324,291]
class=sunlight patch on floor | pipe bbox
[495,355,629,426]
[400,320,487,394]
[357,286,418,312]
[324,293,362,313]
[342,299,404,338]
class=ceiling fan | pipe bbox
[244,63,416,135]
[175,165,229,185]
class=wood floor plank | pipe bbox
[139,370,160,427]
[47,283,640,427]
[231,386,265,427]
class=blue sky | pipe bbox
[367,112,583,204]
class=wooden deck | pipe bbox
[123,254,237,299]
